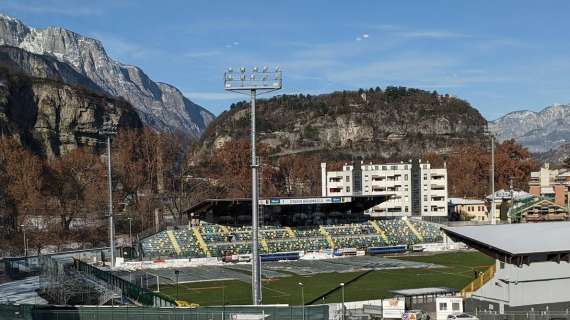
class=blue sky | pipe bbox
[2,0,570,120]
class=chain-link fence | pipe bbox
[0,304,329,320]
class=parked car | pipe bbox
[447,313,478,320]
[403,310,430,320]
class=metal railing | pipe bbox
[74,259,176,307]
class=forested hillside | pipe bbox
[201,87,487,160]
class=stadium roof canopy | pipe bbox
[185,195,390,226]
[442,222,570,266]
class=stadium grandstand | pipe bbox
[140,219,444,259]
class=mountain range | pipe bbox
[0,14,214,137]
[489,104,570,154]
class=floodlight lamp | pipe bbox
[253,66,259,72]
[262,66,268,72]
[240,67,246,73]
[227,67,233,73]
[250,74,256,80]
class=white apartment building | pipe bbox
[321,159,448,220]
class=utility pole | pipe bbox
[224,66,282,305]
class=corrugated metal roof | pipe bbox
[442,222,570,256]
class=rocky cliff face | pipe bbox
[0,45,104,94]
[201,87,487,160]
[0,71,142,158]
[489,104,570,152]
[0,14,214,137]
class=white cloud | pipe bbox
[92,33,160,61]
[362,34,369,39]
[183,91,234,101]
[397,31,467,39]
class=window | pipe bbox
[375,165,379,170]
[346,176,350,182]
[346,186,350,192]
[404,174,408,181]
[424,195,428,201]
[423,174,428,180]
[382,166,387,170]
[452,302,460,311]
[391,165,397,170]
[405,206,409,212]
[439,302,448,311]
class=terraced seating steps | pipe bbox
[140,220,445,258]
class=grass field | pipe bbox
[157,251,494,306]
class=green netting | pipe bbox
[0,304,329,320]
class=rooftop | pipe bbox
[391,287,457,297]
[442,222,570,265]
[448,198,485,205]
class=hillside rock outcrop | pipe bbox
[0,71,142,158]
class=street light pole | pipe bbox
[224,66,282,305]
[20,224,27,257]
[128,217,132,247]
[491,134,496,225]
[298,282,305,320]
[175,270,180,300]
[340,282,346,320]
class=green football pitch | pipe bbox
[156,251,493,306]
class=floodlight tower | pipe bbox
[224,66,282,305]
[100,123,118,267]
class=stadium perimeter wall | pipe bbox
[0,304,329,320]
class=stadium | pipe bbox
[0,193,499,319]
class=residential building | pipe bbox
[486,189,534,222]
[321,159,448,221]
[510,198,568,223]
[448,198,488,222]
[528,163,570,207]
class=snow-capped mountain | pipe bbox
[488,104,570,152]
[0,13,214,136]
